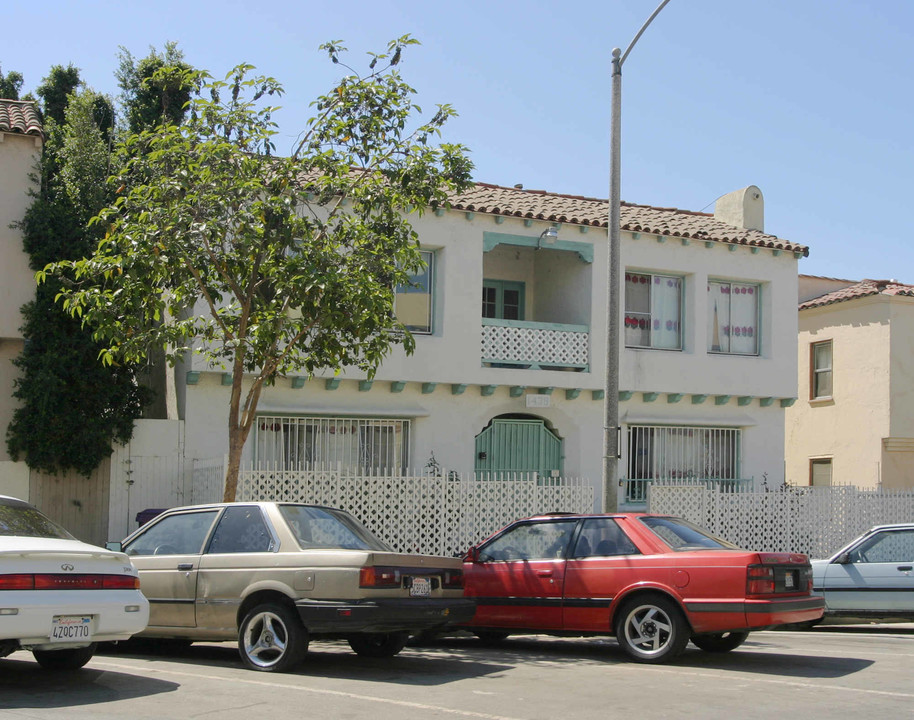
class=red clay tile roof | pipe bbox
[800,279,914,310]
[447,182,809,255]
[0,100,43,137]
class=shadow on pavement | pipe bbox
[417,634,875,680]
[99,639,516,686]
[0,653,179,710]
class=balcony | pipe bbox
[481,318,589,371]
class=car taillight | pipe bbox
[0,574,35,590]
[747,565,776,595]
[441,569,464,589]
[0,574,139,590]
[103,575,141,590]
[359,566,402,588]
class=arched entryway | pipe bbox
[474,414,564,477]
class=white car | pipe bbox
[0,495,149,670]
[810,523,914,623]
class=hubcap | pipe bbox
[624,605,673,656]
[243,611,288,668]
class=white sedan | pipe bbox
[811,523,914,623]
[0,495,149,670]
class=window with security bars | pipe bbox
[255,416,410,473]
[628,425,741,481]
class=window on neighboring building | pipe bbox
[628,425,741,482]
[811,340,833,399]
[624,272,682,350]
[482,279,525,321]
[708,280,760,355]
[810,458,832,486]
[395,250,435,334]
[255,415,410,474]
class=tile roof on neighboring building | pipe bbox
[800,279,914,310]
[447,182,809,255]
[0,99,43,138]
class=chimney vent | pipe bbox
[714,185,764,232]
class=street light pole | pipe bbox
[603,0,672,512]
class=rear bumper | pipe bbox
[743,596,826,627]
[0,590,150,648]
[295,597,477,634]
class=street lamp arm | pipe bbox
[619,0,674,67]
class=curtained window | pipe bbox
[707,280,759,355]
[624,272,682,350]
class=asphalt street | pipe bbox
[1,627,912,719]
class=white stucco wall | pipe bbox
[182,207,800,507]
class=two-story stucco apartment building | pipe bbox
[180,182,807,509]
[0,100,43,500]
[786,275,914,490]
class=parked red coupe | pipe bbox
[462,513,824,663]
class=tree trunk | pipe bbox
[223,423,246,502]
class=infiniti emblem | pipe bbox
[60,564,74,571]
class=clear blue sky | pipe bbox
[5,0,912,282]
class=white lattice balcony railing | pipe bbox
[481,318,589,371]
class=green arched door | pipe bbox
[474,417,563,477]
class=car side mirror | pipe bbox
[106,541,122,552]
[464,546,480,563]
[835,552,851,564]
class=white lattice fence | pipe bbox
[237,468,593,556]
[191,457,226,504]
[649,484,914,556]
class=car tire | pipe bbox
[33,643,97,671]
[348,632,410,658]
[690,631,749,653]
[614,595,689,664]
[238,602,308,672]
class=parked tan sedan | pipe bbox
[117,502,474,672]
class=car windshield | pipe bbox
[279,505,392,552]
[639,516,739,551]
[0,500,74,539]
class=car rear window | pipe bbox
[0,502,74,539]
[279,505,392,552]
[639,516,739,551]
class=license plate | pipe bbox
[409,577,431,598]
[784,572,796,589]
[51,616,93,642]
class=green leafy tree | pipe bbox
[0,65,24,99]
[46,37,473,500]
[116,42,193,134]
[9,87,152,476]
[35,65,80,126]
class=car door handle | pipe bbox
[536,570,554,577]
[177,563,194,571]
[897,566,913,572]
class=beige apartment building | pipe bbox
[0,100,43,499]
[786,275,914,489]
